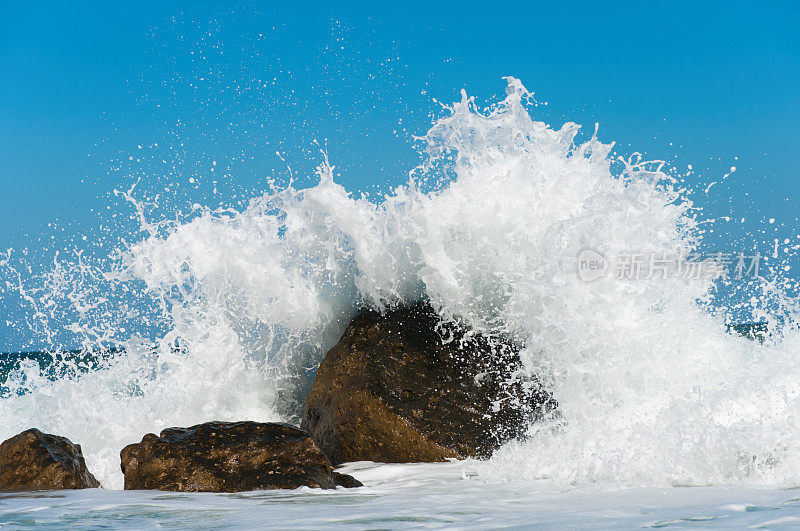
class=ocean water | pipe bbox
[1,76,799,527]
[2,462,800,529]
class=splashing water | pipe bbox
[1,77,799,490]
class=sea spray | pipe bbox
[1,77,799,489]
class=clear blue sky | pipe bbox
[1,1,799,350]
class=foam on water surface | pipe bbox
[1,77,799,493]
[1,462,800,528]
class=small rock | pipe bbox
[0,429,100,491]
[120,421,361,492]
[302,301,553,465]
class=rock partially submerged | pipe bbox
[120,421,361,492]
[0,429,100,491]
[302,301,553,464]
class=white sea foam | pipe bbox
[2,462,800,528]
[1,77,798,491]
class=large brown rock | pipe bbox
[120,421,361,492]
[302,301,553,465]
[0,429,100,491]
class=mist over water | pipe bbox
[1,18,799,491]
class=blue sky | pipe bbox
[1,1,799,349]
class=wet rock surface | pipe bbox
[120,421,361,492]
[302,301,553,465]
[0,429,100,491]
